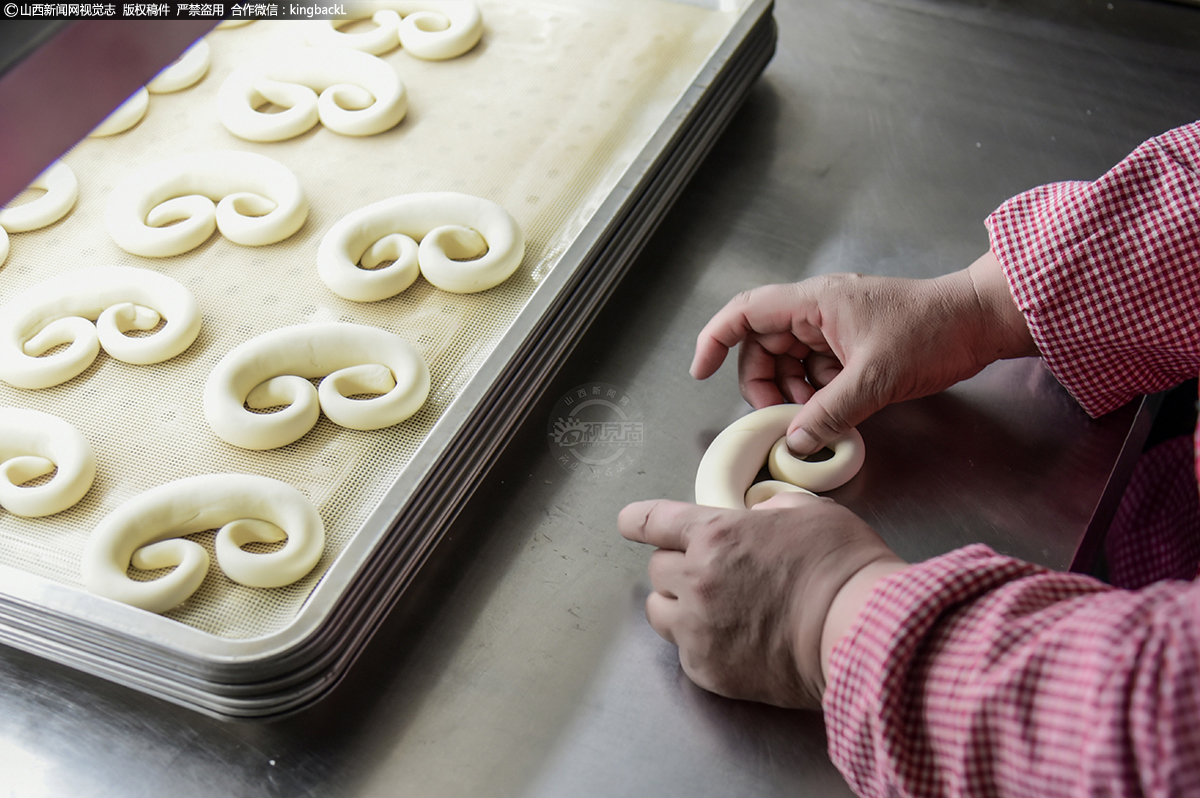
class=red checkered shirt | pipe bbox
[824,120,1200,797]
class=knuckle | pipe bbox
[730,288,757,307]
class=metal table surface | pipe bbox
[2,2,1199,796]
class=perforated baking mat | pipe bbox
[0,2,751,646]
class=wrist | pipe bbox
[963,250,1039,361]
[818,556,909,686]
[930,250,1037,368]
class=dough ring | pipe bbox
[105,150,308,258]
[81,474,325,614]
[305,1,484,60]
[318,192,524,299]
[217,46,408,142]
[0,266,202,390]
[204,322,431,450]
[146,39,210,93]
[88,87,149,137]
[694,404,865,509]
[0,408,96,518]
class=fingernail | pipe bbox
[787,429,820,456]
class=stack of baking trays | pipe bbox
[0,0,776,719]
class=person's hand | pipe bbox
[690,251,1038,455]
[618,492,904,709]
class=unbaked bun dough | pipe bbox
[204,322,431,450]
[218,46,407,142]
[146,39,210,93]
[0,161,78,233]
[0,408,96,518]
[88,88,149,137]
[0,266,202,390]
[305,1,483,59]
[695,404,865,509]
[81,474,324,614]
[319,192,524,299]
[0,161,78,266]
[105,150,307,258]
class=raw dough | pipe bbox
[147,39,211,93]
[88,87,149,137]
[305,1,483,59]
[105,150,308,258]
[0,266,202,390]
[217,46,408,142]
[204,322,431,450]
[0,408,96,518]
[81,474,325,614]
[319,192,525,299]
[694,404,865,509]
[0,161,78,233]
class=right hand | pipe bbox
[690,251,1038,455]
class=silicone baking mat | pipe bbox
[0,2,743,638]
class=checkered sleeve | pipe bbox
[986,121,1200,417]
[824,544,1200,797]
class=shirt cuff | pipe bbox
[985,122,1200,417]
[822,544,1046,796]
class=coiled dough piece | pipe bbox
[204,322,431,450]
[81,474,325,614]
[146,38,210,93]
[0,161,78,266]
[0,408,96,518]
[218,46,407,142]
[105,150,307,258]
[319,192,524,299]
[88,88,149,137]
[0,266,202,390]
[695,404,865,509]
[0,161,78,233]
[305,1,483,60]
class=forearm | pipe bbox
[822,544,1200,798]
[819,557,908,684]
[987,120,1200,416]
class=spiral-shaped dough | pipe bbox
[217,46,408,142]
[82,474,325,614]
[88,87,149,137]
[0,408,96,518]
[0,266,202,390]
[204,322,430,450]
[304,1,483,59]
[0,161,78,234]
[104,150,307,258]
[694,404,865,509]
[146,39,211,93]
[319,192,524,300]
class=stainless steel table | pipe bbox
[3,2,1199,796]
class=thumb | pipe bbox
[785,369,879,455]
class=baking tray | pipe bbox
[0,0,776,718]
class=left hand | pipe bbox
[618,492,902,709]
